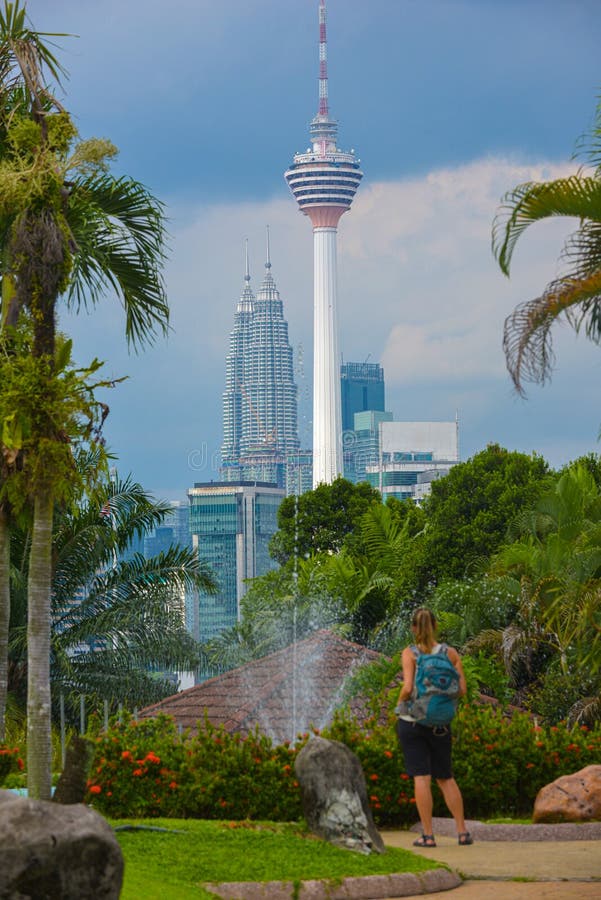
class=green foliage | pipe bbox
[525,664,601,726]
[269,477,381,564]
[431,575,519,647]
[461,653,513,706]
[0,325,112,508]
[420,444,552,584]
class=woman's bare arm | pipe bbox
[398,647,416,701]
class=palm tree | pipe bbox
[8,467,216,720]
[0,1,169,798]
[492,96,601,394]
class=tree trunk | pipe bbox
[0,504,9,743]
[27,488,54,800]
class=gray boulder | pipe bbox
[294,735,385,855]
[52,735,96,805]
[0,789,123,899]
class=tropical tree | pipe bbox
[483,465,601,720]
[0,1,168,798]
[418,444,552,585]
[492,95,601,394]
[269,476,381,565]
[8,467,216,719]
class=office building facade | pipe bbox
[365,421,460,502]
[187,481,284,646]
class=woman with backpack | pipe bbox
[396,607,473,848]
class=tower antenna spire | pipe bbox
[244,238,250,283]
[265,224,271,270]
[318,0,329,118]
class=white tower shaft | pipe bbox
[313,226,341,484]
[284,0,362,488]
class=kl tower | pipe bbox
[285,0,362,487]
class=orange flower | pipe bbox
[169,781,178,790]
[369,774,378,781]
[383,750,393,759]
[400,773,410,781]
[89,785,102,794]
[132,768,144,777]
[121,750,133,761]
[145,752,161,764]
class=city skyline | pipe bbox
[24,0,601,499]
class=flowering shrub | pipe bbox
[86,707,601,824]
[88,713,304,821]
[0,745,25,784]
[87,714,193,817]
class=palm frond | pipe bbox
[492,175,601,276]
[65,174,169,348]
[502,268,601,394]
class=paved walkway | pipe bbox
[381,819,601,899]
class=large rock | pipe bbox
[52,735,96,805]
[533,765,601,823]
[0,789,123,898]
[294,735,385,855]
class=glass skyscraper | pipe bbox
[220,237,300,488]
[340,362,386,433]
[187,481,284,646]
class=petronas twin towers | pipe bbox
[220,234,301,490]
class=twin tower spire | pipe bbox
[221,229,300,490]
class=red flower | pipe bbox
[384,750,393,759]
[89,785,102,795]
[145,752,161,764]
[169,781,178,790]
[369,774,378,781]
[400,773,410,781]
[17,758,24,771]
[132,768,144,777]
[121,750,133,761]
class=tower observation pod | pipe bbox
[284,0,362,488]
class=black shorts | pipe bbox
[396,718,453,779]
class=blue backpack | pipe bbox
[406,644,460,727]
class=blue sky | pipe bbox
[25,0,601,498]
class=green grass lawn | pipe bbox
[113,819,441,899]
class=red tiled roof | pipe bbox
[140,629,384,745]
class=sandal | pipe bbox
[413,834,436,847]
[458,832,473,845]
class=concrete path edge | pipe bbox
[204,867,461,899]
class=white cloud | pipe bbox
[62,154,599,491]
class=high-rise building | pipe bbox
[285,0,362,487]
[187,481,284,647]
[344,409,393,485]
[341,362,386,433]
[365,421,460,502]
[220,235,300,489]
